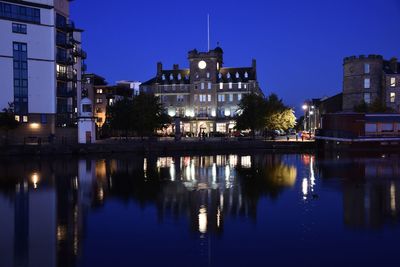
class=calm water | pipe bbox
[0,152,399,267]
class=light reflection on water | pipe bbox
[0,153,399,267]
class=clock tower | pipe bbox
[188,47,223,83]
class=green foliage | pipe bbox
[0,103,19,132]
[353,98,394,113]
[235,93,296,135]
[106,93,171,137]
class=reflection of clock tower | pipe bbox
[188,47,223,84]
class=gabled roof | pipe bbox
[217,67,256,82]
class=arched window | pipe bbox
[236,72,240,78]
[244,72,249,78]
[170,74,174,80]
[227,72,231,79]
[178,73,182,80]
[162,74,166,80]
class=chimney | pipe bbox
[157,62,163,76]
[173,64,179,70]
[390,57,398,73]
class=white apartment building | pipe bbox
[0,0,86,142]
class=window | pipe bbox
[206,72,210,78]
[96,89,103,94]
[169,74,174,80]
[178,73,182,80]
[244,84,248,89]
[41,114,47,124]
[390,77,396,87]
[364,93,371,104]
[0,3,40,24]
[13,42,28,115]
[194,94,198,102]
[15,115,20,122]
[22,116,28,123]
[162,74,166,81]
[229,94,233,102]
[390,92,396,103]
[244,72,249,78]
[227,73,231,79]
[218,94,225,102]
[199,94,207,102]
[12,23,27,34]
[381,123,394,132]
[208,82,212,90]
[229,82,232,89]
[236,72,240,78]
[364,63,370,74]
[201,82,205,90]
[364,78,371,89]
[219,82,223,90]
[96,98,103,104]
[238,82,242,89]
[238,93,242,101]
[207,94,212,102]
[177,95,184,102]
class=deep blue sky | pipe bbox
[71,0,400,110]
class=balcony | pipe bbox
[56,20,75,32]
[56,55,75,65]
[57,86,76,98]
[81,63,87,72]
[72,48,87,59]
[56,37,74,49]
[57,71,77,81]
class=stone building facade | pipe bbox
[140,47,263,135]
[343,55,400,111]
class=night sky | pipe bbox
[71,0,400,111]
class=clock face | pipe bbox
[198,60,207,70]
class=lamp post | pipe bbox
[302,104,309,132]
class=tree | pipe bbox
[107,98,135,138]
[131,93,171,138]
[235,94,267,137]
[0,103,19,145]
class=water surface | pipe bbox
[0,152,399,267]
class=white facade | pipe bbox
[78,98,96,144]
[117,80,142,96]
[0,0,85,133]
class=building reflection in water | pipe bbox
[317,153,400,229]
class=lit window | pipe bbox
[390,92,396,103]
[244,84,247,89]
[96,89,103,94]
[238,82,242,89]
[178,73,182,80]
[229,82,232,89]
[391,77,396,87]
[364,78,371,89]
[201,83,205,90]
[364,93,371,104]
[170,74,174,80]
[364,63,370,74]
[162,74,166,80]
[219,83,223,90]
[236,72,240,78]
[96,98,103,104]
[208,94,212,102]
[208,82,212,90]
[229,94,233,102]
[22,116,28,122]
[238,93,242,101]
[244,72,249,78]
[218,94,225,102]
[218,73,222,79]
[207,72,210,78]
[15,115,20,122]
[227,73,231,79]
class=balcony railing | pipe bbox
[72,48,87,59]
[56,55,75,65]
[56,37,74,49]
[57,86,76,98]
[57,71,77,81]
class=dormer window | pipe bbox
[244,72,249,78]
[236,72,240,78]
[227,72,231,79]
[178,73,182,80]
[162,74,166,81]
[185,75,189,80]
[169,74,174,80]
[218,73,222,79]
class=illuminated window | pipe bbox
[219,82,223,89]
[178,73,182,80]
[218,73,222,79]
[227,73,231,79]
[244,72,249,78]
[391,77,396,87]
[238,93,242,101]
[218,94,225,102]
[390,92,396,103]
[208,94,212,102]
[96,98,103,104]
[96,89,103,94]
[229,82,232,89]
[236,72,240,78]
[238,82,242,89]
[201,82,205,90]
[244,84,247,89]
[206,72,210,78]
[364,78,370,89]
[22,115,28,122]
[170,74,173,80]
[162,74,166,80]
[15,115,20,122]
[208,82,211,90]
[364,93,371,104]
[364,63,370,74]
[229,94,233,102]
